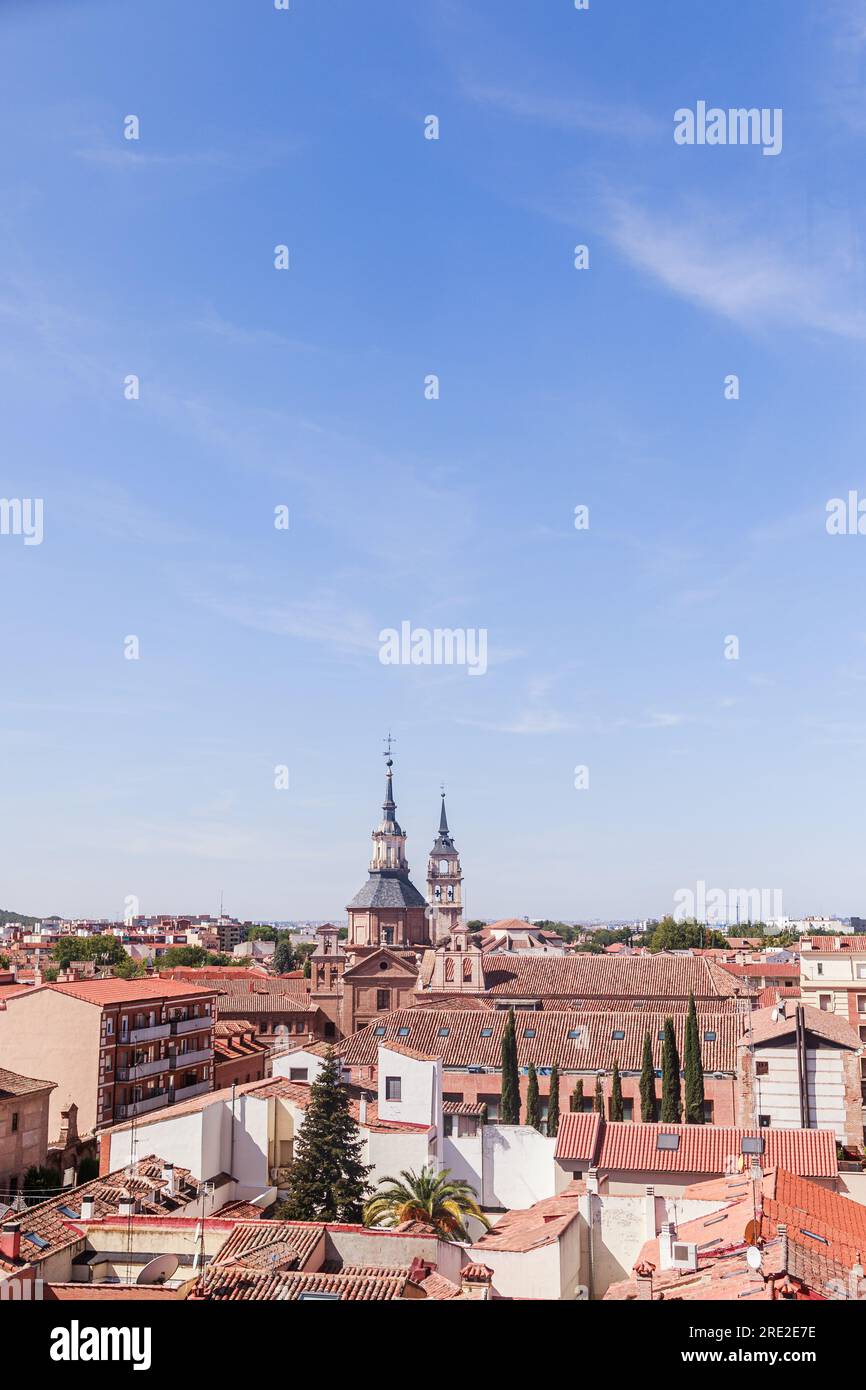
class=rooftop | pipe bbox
[472,1188,583,1253]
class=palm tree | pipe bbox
[363,1165,491,1241]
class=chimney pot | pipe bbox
[0,1221,21,1262]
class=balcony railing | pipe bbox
[169,1047,213,1069]
[118,1090,169,1118]
[172,1079,211,1103]
[170,1016,210,1036]
[128,1022,170,1044]
[117,1057,169,1081]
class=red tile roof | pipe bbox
[338,1007,740,1074]
[555,1117,837,1179]
[425,953,751,1001]
[213,1220,325,1272]
[193,1267,409,1301]
[0,1067,56,1099]
[763,1168,866,1264]
[745,1000,862,1050]
[46,978,215,1006]
[472,1188,583,1253]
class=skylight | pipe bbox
[741,1137,765,1155]
[657,1134,680,1151]
[480,1027,493,1037]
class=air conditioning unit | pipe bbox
[671,1242,698,1272]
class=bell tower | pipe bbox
[427,789,463,945]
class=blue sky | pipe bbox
[2,0,866,923]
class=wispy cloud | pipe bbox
[606,195,866,340]
[462,80,660,142]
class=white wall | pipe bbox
[271,1049,326,1085]
[104,1090,271,1195]
[752,1045,849,1138]
[377,1047,442,1134]
[445,1125,556,1211]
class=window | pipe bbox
[480,1027,493,1038]
[756,1060,769,1076]
[657,1134,680,1151]
[816,962,823,975]
[657,1030,665,1041]
[437,1027,450,1037]
[611,1030,625,1040]
[385,1076,401,1102]
[621,1099,634,1123]
[858,996,866,1016]
[373,1025,386,1036]
[480,1093,499,1122]
[758,1114,771,1129]
[742,1136,765,1155]
[702,1099,714,1123]
[819,994,832,1011]
[567,1029,580,1039]
[397,1026,410,1037]
[703,1031,716,1042]
[289,1068,308,1082]
[376,989,390,1011]
[11,1112,18,1133]
[523,1028,536,1039]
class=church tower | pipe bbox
[427,790,463,945]
[346,750,430,951]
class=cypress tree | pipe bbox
[499,1006,520,1124]
[661,1017,682,1123]
[683,991,705,1124]
[640,1029,659,1123]
[547,1065,561,1137]
[593,1072,605,1115]
[525,1063,541,1131]
[570,1078,584,1113]
[609,1059,624,1121]
[276,1046,371,1221]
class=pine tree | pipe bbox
[499,1006,520,1124]
[609,1059,624,1121]
[570,1078,584,1112]
[525,1063,541,1131]
[683,991,705,1124]
[593,1073,605,1114]
[276,1047,371,1221]
[547,1065,561,1137]
[640,1029,659,1123]
[661,1017,682,1123]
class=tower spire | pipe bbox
[438,785,449,837]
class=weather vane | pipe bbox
[383,731,396,759]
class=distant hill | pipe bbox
[0,908,42,927]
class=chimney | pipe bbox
[0,1221,21,1263]
[359,1092,368,1125]
[118,1194,136,1218]
[460,1263,494,1300]
[585,1166,599,1196]
[658,1220,676,1269]
[162,1162,176,1197]
[634,1260,655,1300]
[79,1194,95,1221]
[644,1185,657,1240]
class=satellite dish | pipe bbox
[744,1219,759,1245]
[746,1246,763,1272]
[136,1253,179,1286]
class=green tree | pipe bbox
[570,1078,584,1113]
[364,1166,490,1241]
[661,1017,682,1123]
[275,1047,371,1222]
[639,1030,659,1123]
[646,917,728,953]
[23,1166,57,1203]
[683,991,705,1124]
[53,935,127,970]
[273,938,296,974]
[158,946,232,969]
[609,1059,624,1121]
[76,1156,99,1185]
[112,956,146,980]
[525,1063,541,1131]
[593,1073,605,1115]
[499,1007,520,1124]
[547,1065,561,1137]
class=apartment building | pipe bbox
[800,937,866,1034]
[0,978,216,1136]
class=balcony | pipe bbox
[169,1047,213,1070]
[172,1079,211,1103]
[117,1057,169,1081]
[170,1016,210,1036]
[128,1022,170,1044]
[119,1090,169,1118]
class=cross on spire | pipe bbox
[383,731,396,760]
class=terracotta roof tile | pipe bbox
[556,1118,837,1179]
[472,1188,583,1253]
